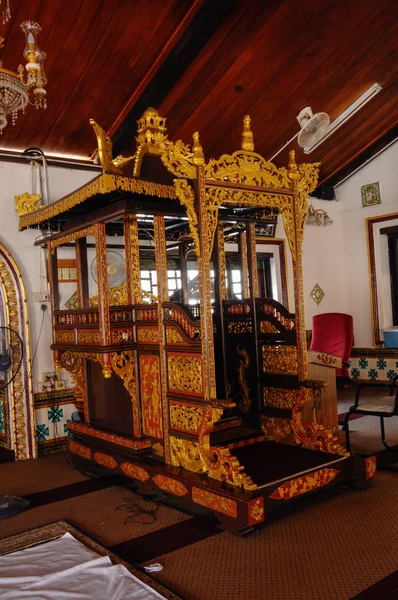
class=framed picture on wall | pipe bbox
[361,182,381,208]
[255,223,276,237]
[57,259,77,282]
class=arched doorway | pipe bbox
[0,242,36,460]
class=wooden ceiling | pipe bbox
[1,0,397,187]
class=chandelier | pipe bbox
[0,21,47,134]
[305,204,333,226]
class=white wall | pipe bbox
[336,140,398,346]
[275,198,347,328]
[272,140,398,347]
[0,160,97,389]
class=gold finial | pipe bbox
[288,150,300,181]
[192,131,204,165]
[241,115,254,152]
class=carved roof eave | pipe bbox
[19,172,177,231]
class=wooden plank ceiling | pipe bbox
[0,0,397,186]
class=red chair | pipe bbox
[310,313,354,388]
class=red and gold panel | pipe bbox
[270,468,339,500]
[67,422,151,450]
[93,452,117,469]
[169,401,204,435]
[111,328,133,345]
[153,474,188,497]
[365,456,377,479]
[137,327,159,344]
[167,352,203,397]
[165,327,189,346]
[55,330,75,344]
[248,497,265,526]
[139,354,163,439]
[77,329,101,345]
[120,462,150,482]
[69,441,91,460]
[192,487,237,518]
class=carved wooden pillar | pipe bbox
[239,230,250,299]
[75,237,89,309]
[154,216,170,462]
[247,222,259,299]
[196,166,217,400]
[124,215,141,304]
[94,223,111,346]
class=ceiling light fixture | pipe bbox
[0,21,47,134]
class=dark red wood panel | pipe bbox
[0,0,201,158]
[0,0,396,183]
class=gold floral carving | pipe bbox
[365,456,377,479]
[166,328,186,345]
[140,290,158,304]
[248,497,264,525]
[153,474,188,497]
[262,345,298,375]
[227,321,253,334]
[69,441,91,460]
[216,223,227,301]
[137,328,159,343]
[120,462,150,482]
[270,468,339,500]
[192,487,237,518]
[134,108,168,177]
[205,149,291,189]
[93,452,117,469]
[152,442,164,457]
[111,351,136,400]
[236,346,250,413]
[90,119,134,174]
[261,387,348,456]
[77,330,100,344]
[49,226,95,254]
[174,179,200,257]
[261,416,294,443]
[204,186,292,256]
[0,244,34,460]
[260,321,280,334]
[57,351,86,421]
[14,192,42,215]
[170,403,204,433]
[170,406,257,491]
[19,173,176,230]
[111,328,133,344]
[316,353,338,365]
[161,139,196,179]
[264,387,298,409]
[240,230,249,298]
[168,355,202,394]
[55,331,75,344]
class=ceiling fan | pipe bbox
[296,106,330,148]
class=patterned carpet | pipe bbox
[0,387,396,600]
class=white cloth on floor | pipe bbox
[0,532,167,600]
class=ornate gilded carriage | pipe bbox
[20,108,375,533]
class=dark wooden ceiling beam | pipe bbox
[112,0,240,156]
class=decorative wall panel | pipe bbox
[139,354,163,438]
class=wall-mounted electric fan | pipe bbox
[0,327,31,519]
[297,106,330,148]
[90,250,126,288]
